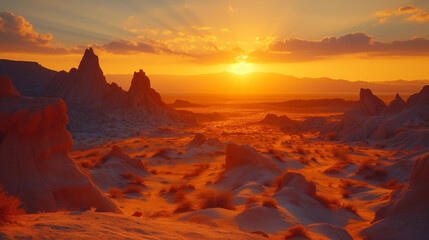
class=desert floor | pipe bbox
[2,103,422,240]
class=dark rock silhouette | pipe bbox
[47,48,110,104]
[128,69,171,113]
[406,85,429,109]
[383,93,405,115]
[42,48,191,138]
[169,99,204,108]
[0,59,56,97]
[347,88,386,117]
[260,113,294,126]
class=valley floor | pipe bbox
[1,106,425,240]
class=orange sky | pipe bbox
[1,0,429,81]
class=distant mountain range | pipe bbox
[0,58,427,98]
[106,72,429,96]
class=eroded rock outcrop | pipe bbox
[325,86,428,146]
[383,93,405,115]
[406,85,429,109]
[127,69,172,113]
[361,153,429,240]
[0,76,118,213]
[347,88,386,117]
[260,113,294,127]
[44,48,192,138]
[47,48,111,105]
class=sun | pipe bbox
[229,61,254,74]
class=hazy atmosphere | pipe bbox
[0,1,428,240]
[1,0,429,83]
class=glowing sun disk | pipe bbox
[229,62,253,74]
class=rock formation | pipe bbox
[0,59,56,97]
[347,88,386,117]
[47,48,111,105]
[0,76,118,213]
[43,48,191,138]
[169,99,204,108]
[361,153,429,240]
[325,85,428,146]
[91,145,150,191]
[383,93,405,115]
[186,133,207,148]
[260,113,294,127]
[127,69,172,113]
[212,143,281,189]
[406,85,429,108]
[225,143,280,172]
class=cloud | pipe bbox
[378,17,387,24]
[376,5,429,23]
[189,50,237,64]
[162,29,172,35]
[0,11,234,62]
[255,36,276,47]
[95,38,240,65]
[0,11,52,45]
[0,10,229,61]
[407,12,429,23]
[376,5,419,16]
[2,11,428,65]
[192,26,211,31]
[247,32,429,63]
[270,32,374,56]
[99,39,158,54]
[0,11,81,54]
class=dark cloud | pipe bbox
[247,33,429,63]
[397,5,419,14]
[376,5,419,16]
[100,39,157,54]
[270,33,373,56]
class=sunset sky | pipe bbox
[1,0,429,81]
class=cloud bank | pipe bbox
[1,11,428,65]
[247,33,429,63]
